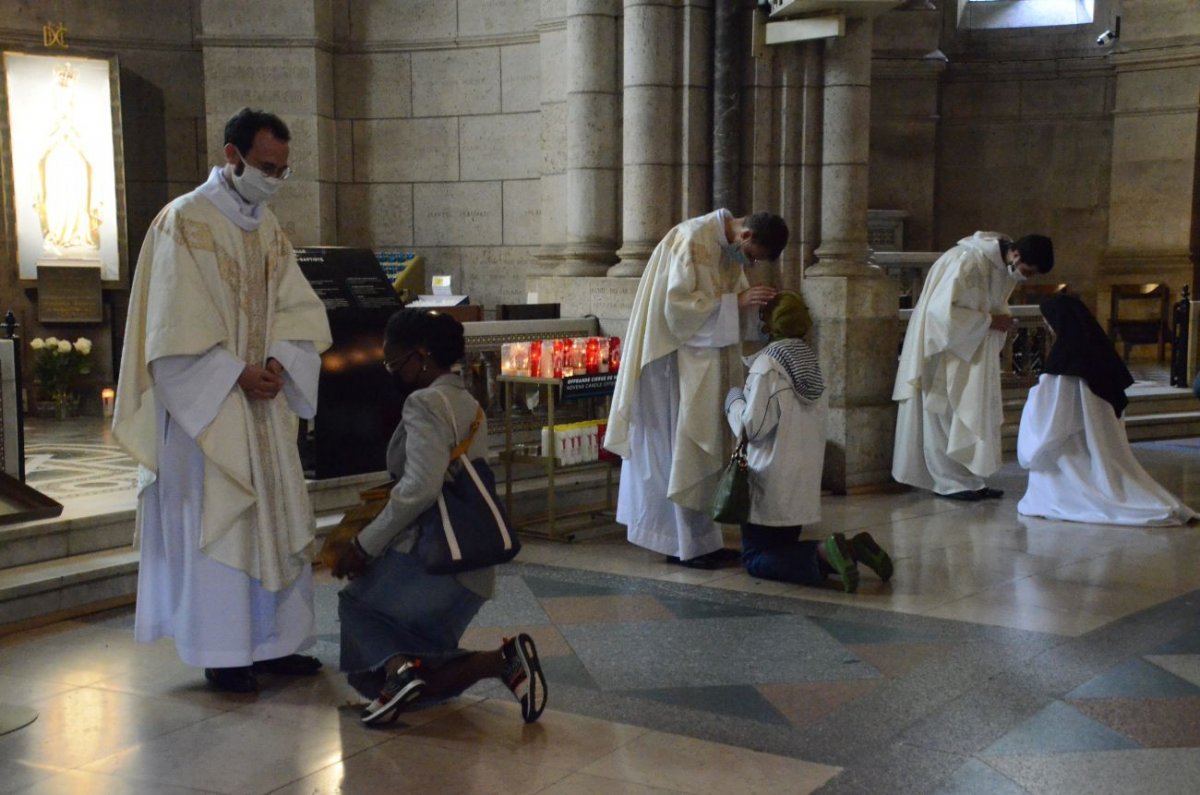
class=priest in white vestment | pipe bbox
[605,211,787,566]
[114,109,332,693]
[892,231,1054,500]
[1018,294,1197,526]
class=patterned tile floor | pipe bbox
[22,417,139,502]
[0,432,1197,792]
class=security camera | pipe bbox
[1096,30,1115,45]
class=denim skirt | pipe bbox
[338,549,486,683]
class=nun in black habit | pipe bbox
[1016,294,1197,526]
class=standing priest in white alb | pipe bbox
[114,108,332,693]
[605,211,785,568]
[892,231,1053,501]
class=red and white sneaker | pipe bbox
[502,634,547,723]
[361,660,426,726]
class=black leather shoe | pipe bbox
[939,490,986,502]
[978,487,1004,499]
[252,654,323,676]
[205,666,258,693]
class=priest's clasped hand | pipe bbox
[738,285,777,309]
[238,362,284,400]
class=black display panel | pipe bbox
[296,247,403,479]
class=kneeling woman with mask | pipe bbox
[724,291,894,593]
[329,309,547,725]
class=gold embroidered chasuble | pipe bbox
[114,192,332,591]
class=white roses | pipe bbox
[29,336,92,355]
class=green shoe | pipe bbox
[850,532,894,583]
[823,533,860,594]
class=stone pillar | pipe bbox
[809,17,873,277]
[556,0,621,276]
[612,0,679,277]
[537,7,570,274]
[198,0,336,247]
[712,0,743,211]
[805,17,899,492]
[680,0,714,219]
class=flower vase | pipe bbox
[50,393,76,420]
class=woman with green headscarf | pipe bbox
[724,291,893,592]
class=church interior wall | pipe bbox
[333,0,550,312]
[0,0,204,406]
[870,2,1118,309]
[2,0,1197,415]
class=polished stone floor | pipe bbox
[0,439,1198,793]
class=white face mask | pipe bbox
[231,151,284,204]
[1009,259,1029,283]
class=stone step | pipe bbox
[0,466,616,634]
[0,547,139,634]
[0,470,388,572]
[0,507,137,572]
[1001,410,1200,451]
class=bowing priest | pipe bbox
[892,231,1053,501]
[605,210,786,568]
[114,108,332,693]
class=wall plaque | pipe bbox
[36,265,102,323]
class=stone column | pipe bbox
[680,0,714,218]
[804,17,899,492]
[198,0,336,247]
[809,17,873,277]
[611,0,679,277]
[556,0,621,276]
[536,9,570,274]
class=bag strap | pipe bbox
[430,388,485,462]
[732,430,748,462]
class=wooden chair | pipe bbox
[1108,283,1170,363]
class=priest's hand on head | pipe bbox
[238,363,284,400]
[989,313,1016,333]
[738,285,777,310]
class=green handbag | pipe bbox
[711,433,750,524]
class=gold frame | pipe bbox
[0,48,129,290]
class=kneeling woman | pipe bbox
[330,309,547,725]
[1017,294,1197,526]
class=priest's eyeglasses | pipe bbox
[238,149,292,180]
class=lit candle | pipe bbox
[101,387,116,418]
[585,337,600,374]
[513,342,530,376]
[529,341,542,378]
[552,339,564,379]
